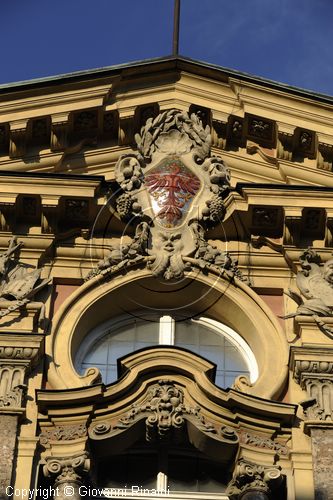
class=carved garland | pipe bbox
[40,424,87,445]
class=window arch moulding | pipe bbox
[47,269,288,400]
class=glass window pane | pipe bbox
[135,321,159,342]
[174,319,250,389]
[82,342,108,364]
[225,346,247,371]
[175,323,198,345]
[98,453,158,489]
[108,341,133,363]
[224,372,244,387]
[78,314,253,389]
[198,345,222,366]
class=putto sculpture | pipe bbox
[87,109,247,283]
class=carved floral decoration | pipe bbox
[239,430,289,456]
[87,110,249,284]
[40,424,87,445]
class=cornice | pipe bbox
[0,84,113,122]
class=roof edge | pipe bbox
[1,55,333,105]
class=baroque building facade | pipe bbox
[0,56,333,499]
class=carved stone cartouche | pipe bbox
[87,110,247,283]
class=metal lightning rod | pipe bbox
[172,0,181,56]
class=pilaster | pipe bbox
[291,343,333,499]
[0,305,44,498]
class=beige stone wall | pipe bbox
[1,57,333,498]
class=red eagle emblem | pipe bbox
[145,159,201,226]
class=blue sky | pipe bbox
[2,0,333,96]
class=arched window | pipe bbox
[76,314,258,388]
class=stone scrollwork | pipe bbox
[239,430,289,456]
[226,459,282,500]
[40,424,87,445]
[94,380,238,444]
[43,453,90,498]
[90,422,111,435]
[282,248,333,337]
[87,109,248,283]
[0,236,50,321]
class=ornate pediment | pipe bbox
[87,109,248,283]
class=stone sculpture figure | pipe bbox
[283,248,333,338]
[285,249,333,317]
[0,236,50,320]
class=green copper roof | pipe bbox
[1,55,333,105]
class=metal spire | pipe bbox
[172,0,181,56]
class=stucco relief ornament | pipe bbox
[0,236,50,321]
[88,109,247,283]
[98,380,239,445]
[282,248,333,337]
[226,459,282,500]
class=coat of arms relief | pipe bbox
[88,109,246,282]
